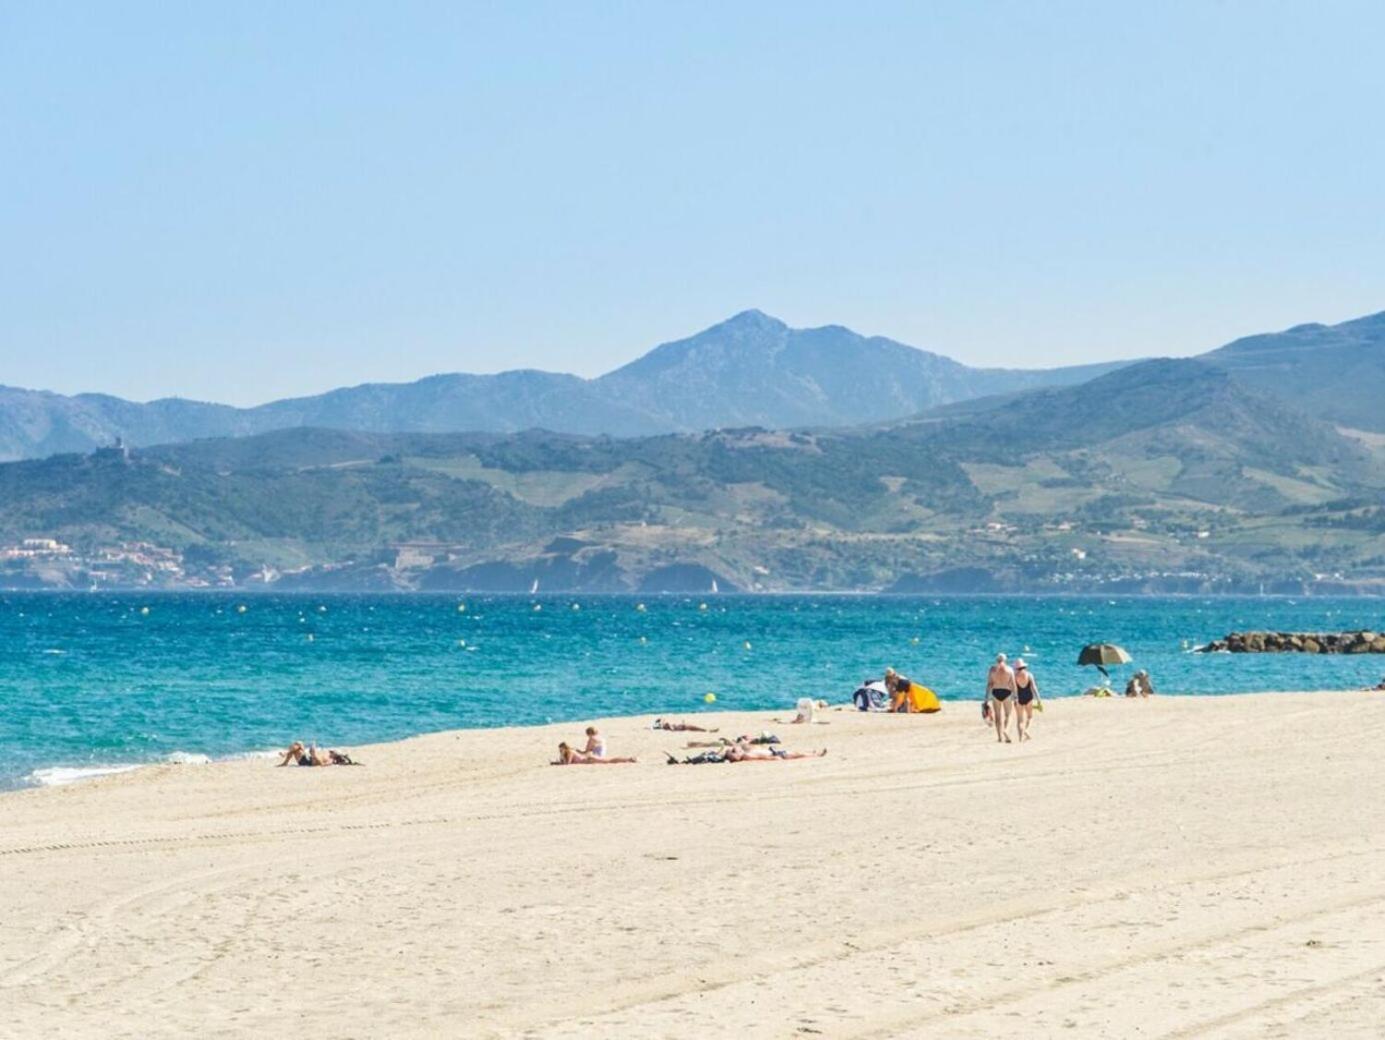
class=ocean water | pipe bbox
[2,593,1382,790]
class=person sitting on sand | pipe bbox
[776,699,827,724]
[986,653,1017,743]
[553,742,636,765]
[884,668,912,713]
[579,726,606,759]
[1124,670,1154,698]
[652,718,717,732]
[1013,658,1039,741]
[276,741,360,767]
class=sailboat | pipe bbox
[710,578,719,594]
[530,578,540,595]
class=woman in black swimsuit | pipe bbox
[1013,658,1039,741]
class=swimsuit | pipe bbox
[990,688,1012,702]
[1016,681,1035,706]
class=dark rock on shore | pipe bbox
[1198,630,1385,653]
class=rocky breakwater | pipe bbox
[1199,630,1385,654]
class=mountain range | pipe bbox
[0,310,1132,460]
[7,306,1385,464]
[4,354,1383,593]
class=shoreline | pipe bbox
[6,686,1372,797]
[5,691,1384,1037]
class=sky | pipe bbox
[3,1,1384,406]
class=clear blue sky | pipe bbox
[3,2,1383,405]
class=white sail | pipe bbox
[530,578,540,595]
[711,579,719,594]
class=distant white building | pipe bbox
[3,538,73,559]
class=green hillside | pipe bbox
[2,360,1383,592]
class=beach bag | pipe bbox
[852,681,890,712]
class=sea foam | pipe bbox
[28,764,143,787]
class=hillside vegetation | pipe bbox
[4,359,1384,593]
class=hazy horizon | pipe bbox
[5,3,1384,405]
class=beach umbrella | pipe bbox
[1077,642,1132,681]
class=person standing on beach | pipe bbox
[986,653,1016,743]
[1013,658,1039,741]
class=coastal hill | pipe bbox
[0,310,1128,460]
[1200,309,1385,432]
[3,357,1382,593]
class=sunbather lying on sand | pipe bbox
[276,741,360,767]
[684,733,780,748]
[726,744,826,762]
[652,718,717,732]
[553,742,636,765]
[665,742,826,764]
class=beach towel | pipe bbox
[666,749,728,765]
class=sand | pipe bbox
[2,692,1383,1039]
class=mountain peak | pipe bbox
[711,308,786,333]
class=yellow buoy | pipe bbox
[636,603,646,612]
[571,603,580,611]
[237,605,247,614]
[704,692,717,704]
[139,606,150,616]
[456,603,466,613]
[699,602,708,611]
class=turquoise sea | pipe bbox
[2,593,1382,790]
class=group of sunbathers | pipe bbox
[665,735,827,764]
[548,720,826,766]
[554,726,638,764]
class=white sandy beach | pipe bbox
[3,692,1383,1039]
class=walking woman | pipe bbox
[1013,658,1040,741]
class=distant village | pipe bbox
[0,536,236,589]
